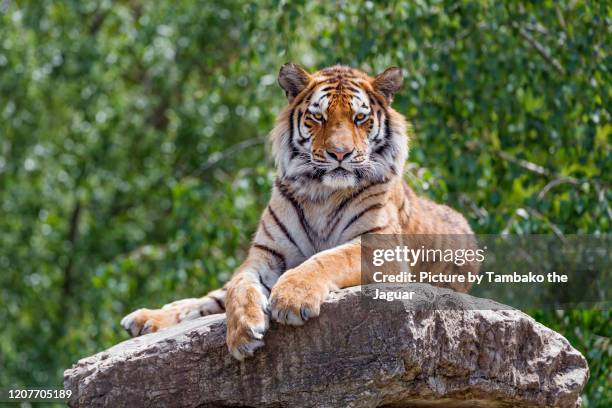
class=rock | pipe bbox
[64,285,588,407]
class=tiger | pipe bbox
[121,64,476,360]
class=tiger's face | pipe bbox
[273,64,408,195]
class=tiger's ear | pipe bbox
[373,67,403,103]
[278,63,311,102]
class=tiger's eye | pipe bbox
[312,112,324,121]
[355,113,366,122]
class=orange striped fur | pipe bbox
[121,64,476,360]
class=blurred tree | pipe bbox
[0,0,609,405]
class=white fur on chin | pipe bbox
[321,172,357,189]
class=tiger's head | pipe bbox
[271,64,409,198]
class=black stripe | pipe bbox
[341,203,385,234]
[372,110,383,142]
[275,179,317,247]
[268,206,305,257]
[258,274,272,293]
[253,243,286,271]
[285,82,322,160]
[373,140,389,156]
[329,180,389,223]
[261,220,273,241]
[325,180,389,235]
[288,108,300,159]
[373,114,393,156]
[354,167,366,182]
[209,295,225,311]
[322,76,340,83]
[358,190,387,203]
[328,184,375,225]
[300,169,325,182]
[384,115,392,141]
[378,113,399,165]
[366,89,386,107]
[350,224,388,241]
[353,96,365,106]
[366,91,377,107]
[296,110,309,145]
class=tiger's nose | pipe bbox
[326,147,354,162]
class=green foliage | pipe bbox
[0,0,609,405]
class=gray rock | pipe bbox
[64,285,588,407]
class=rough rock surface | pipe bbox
[64,285,588,407]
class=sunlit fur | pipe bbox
[121,65,478,362]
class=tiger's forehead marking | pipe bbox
[308,86,331,113]
[307,81,370,114]
[350,87,370,113]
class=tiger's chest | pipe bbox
[271,180,396,268]
[302,202,346,250]
[299,197,387,253]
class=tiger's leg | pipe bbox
[270,241,361,325]
[224,243,292,360]
[120,287,227,337]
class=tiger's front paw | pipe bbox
[225,284,269,361]
[269,270,330,326]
